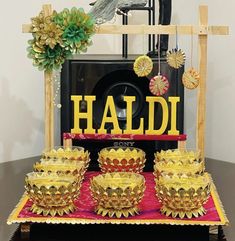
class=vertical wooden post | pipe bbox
[63,138,72,148]
[43,5,54,149]
[197,5,208,159]
[178,140,186,150]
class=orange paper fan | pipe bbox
[182,68,200,89]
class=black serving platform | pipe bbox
[9,223,225,241]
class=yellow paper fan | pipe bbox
[133,55,153,77]
[182,68,200,89]
[167,48,186,69]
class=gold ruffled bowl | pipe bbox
[42,146,90,172]
[155,149,201,164]
[33,159,85,180]
[98,147,146,173]
[153,160,205,179]
[155,173,211,219]
[90,172,146,218]
[25,172,80,216]
[154,149,204,179]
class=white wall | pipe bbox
[0,0,234,163]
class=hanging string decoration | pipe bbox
[149,34,169,96]
[133,55,153,77]
[166,26,186,69]
[133,33,153,77]
[182,26,200,89]
[53,71,62,108]
[27,8,95,71]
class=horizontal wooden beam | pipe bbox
[95,25,229,35]
[22,24,229,35]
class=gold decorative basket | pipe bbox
[98,147,146,173]
[42,146,90,171]
[155,149,201,164]
[153,160,205,179]
[25,172,80,216]
[155,173,211,219]
[154,149,204,179]
[90,172,146,218]
[33,159,85,179]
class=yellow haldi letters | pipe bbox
[71,95,180,135]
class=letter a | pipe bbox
[98,96,122,134]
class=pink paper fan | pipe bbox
[149,75,170,96]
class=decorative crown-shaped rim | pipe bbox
[91,172,145,190]
[42,146,89,160]
[157,172,210,191]
[99,147,145,161]
[33,159,85,174]
[154,159,205,174]
[155,149,201,164]
[25,172,78,188]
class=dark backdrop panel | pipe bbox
[61,55,184,171]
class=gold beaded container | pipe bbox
[90,172,146,218]
[42,146,90,172]
[155,173,211,219]
[25,172,80,216]
[98,147,146,173]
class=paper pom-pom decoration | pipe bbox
[149,75,169,96]
[182,68,200,89]
[166,48,186,69]
[133,55,153,77]
[27,8,95,71]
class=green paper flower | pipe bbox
[53,7,95,53]
[62,24,86,52]
[27,7,95,71]
[63,23,85,43]
[28,40,71,71]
